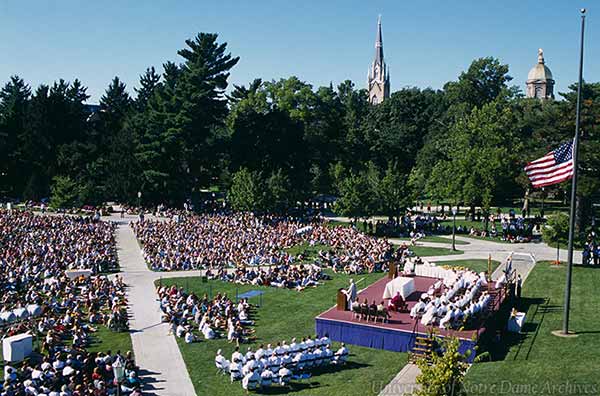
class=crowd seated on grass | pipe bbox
[214,335,349,391]
[131,212,393,278]
[156,285,256,346]
[205,263,330,291]
[409,269,492,330]
[0,210,142,394]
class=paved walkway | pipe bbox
[378,363,421,395]
[389,235,581,265]
[113,215,197,396]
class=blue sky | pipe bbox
[1,1,597,102]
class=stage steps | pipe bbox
[408,335,434,364]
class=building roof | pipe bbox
[527,48,554,82]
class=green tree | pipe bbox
[50,175,86,209]
[0,76,30,196]
[378,161,409,218]
[334,169,377,220]
[542,213,570,249]
[227,168,266,212]
[444,57,517,112]
[265,169,292,213]
[415,336,470,396]
[427,101,522,217]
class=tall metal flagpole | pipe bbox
[562,8,586,335]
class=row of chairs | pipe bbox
[351,304,390,323]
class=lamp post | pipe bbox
[113,359,125,396]
[137,191,142,208]
[452,206,458,251]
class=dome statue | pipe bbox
[526,49,555,99]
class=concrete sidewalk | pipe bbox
[115,217,197,396]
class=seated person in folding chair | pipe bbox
[351,300,361,319]
[369,300,378,321]
[333,343,349,365]
[215,349,230,375]
[279,364,292,387]
[376,301,391,323]
[242,367,261,392]
[360,298,370,320]
[410,298,427,318]
[230,357,243,383]
[260,367,274,389]
[388,291,408,312]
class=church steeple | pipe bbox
[375,15,384,65]
[367,15,390,104]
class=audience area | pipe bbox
[0,209,142,395]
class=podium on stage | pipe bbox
[337,289,347,311]
[388,262,397,279]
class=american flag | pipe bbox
[524,140,574,188]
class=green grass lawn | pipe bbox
[88,326,133,354]
[411,246,463,257]
[159,271,407,396]
[465,261,600,394]
[395,235,469,245]
[439,259,501,274]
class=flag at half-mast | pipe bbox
[524,140,574,188]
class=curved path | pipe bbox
[389,235,581,265]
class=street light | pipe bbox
[112,359,125,396]
[452,206,458,251]
[137,191,142,208]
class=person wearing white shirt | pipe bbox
[255,344,265,360]
[264,344,273,357]
[260,368,274,388]
[278,365,292,386]
[289,338,299,355]
[304,336,315,350]
[201,323,215,339]
[320,335,331,349]
[281,340,290,355]
[229,358,242,383]
[245,347,254,363]
[215,349,229,373]
[274,342,284,357]
[334,343,349,364]
[267,353,280,372]
[176,324,186,338]
[410,300,426,318]
[420,304,438,326]
[242,357,257,376]
[184,330,196,344]
[231,347,244,365]
[242,368,261,391]
[313,347,324,366]
[293,351,305,371]
[439,307,453,329]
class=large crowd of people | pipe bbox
[156,285,256,346]
[0,209,141,395]
[131,212,394,282]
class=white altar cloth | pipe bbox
[383,277,415,300]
